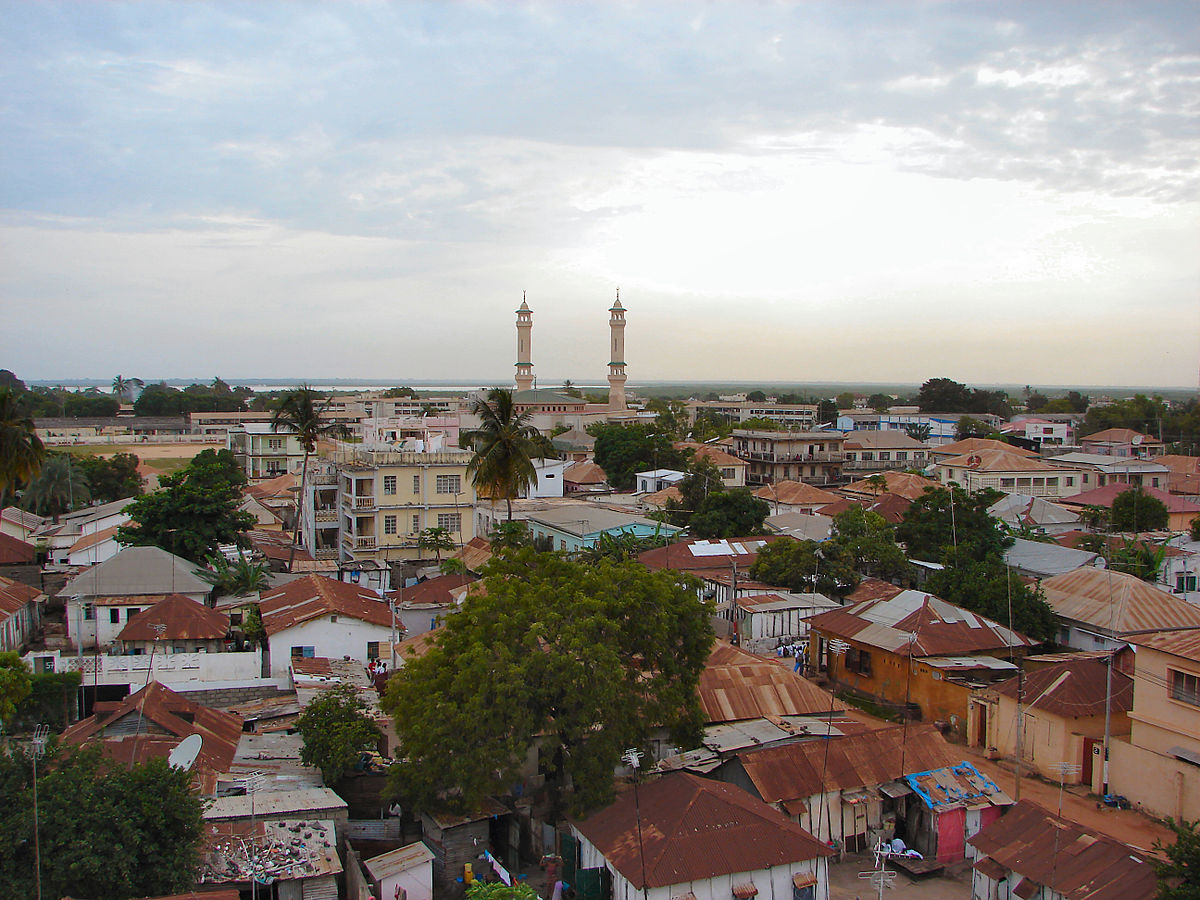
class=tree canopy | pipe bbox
[383,550,712,818]
[896,485,1010,562]
[117,448,255,563]
[133,381,247,415]
[76,452,143,503]
[1155,818,1200,900]
[0,387,46,506]
[1110,484,1170,533]
[0,742,205,900]
[296,683,383,784]
[0,652,32,725]
[589,423,689,491]
[917,378,1012,417]
[20,453,92,517]
[750,537,860,598]
[829,506,913,583]
[688,488,770,539]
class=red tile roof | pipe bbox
[387,573,475,606]
[571,772,832,889]
[991,657,1133,718]
[259,574,391,634]
[939,448,1059,473]
[701,642,841,722]
[737,724,958,803]
[117,593,230,642]
[563,461,608,484]
[968,800,1156,900]
[675,442,746,468]
[0,531,35,564]
[62,681,242,794]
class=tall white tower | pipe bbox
[514,294,534,392]
[607,291,627,412]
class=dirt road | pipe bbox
[828,851,969,900]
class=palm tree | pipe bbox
[21,455,91,518]
[195,553,271,598]
[0,388,45,506]
[111,375,144,402]
[271,386,351,572]
[463,388,553,521]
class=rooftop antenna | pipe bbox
[622,748,649,900]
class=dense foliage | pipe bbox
[1154,818,1200,900]
[465,388,554,519]
[19,454,92,516]
[117,448,255,562]
[76,452,143,502]
[134,380,248,415]
[383,550,712,818]
[0,743,205,900]
[0,652,32,725]
[0,386,45,504]
[750,537,860,598]
[589,423,689,491]
[296,684,383,784]
[916,377,1012,417]
[1110,484,1170,533]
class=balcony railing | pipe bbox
[313,510,338,522]
[343,495,376,510]
[354,536,376,549]
[737,450,844,463]
[314,548,339,560]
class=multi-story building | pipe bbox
[330,445,477,567]
[840,431,929,475]
[227,424,306,481]
[730,429,845,486]
[687,399,818,430]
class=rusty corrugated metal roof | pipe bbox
[570,772,831,889]
[806,590,1035,656]
[62,681,243,794]
[0,575,42,616]
[1039,568,1200,635]
[991,657,1133,718]
[1125,626,1200,662]
[260,574,391,634]
[968,800,1157,900]
[638,536,786,573]
[117,593,230,641]
[701,643,840,722]
[737,724,957,804]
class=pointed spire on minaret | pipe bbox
[607,289,627,412]
[515,292,534,392]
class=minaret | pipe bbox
[607,290,627,412]
[514,293,534,392]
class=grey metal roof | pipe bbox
[528,504,678,536]
[1003,538,1100,577]
[58,545,211,597]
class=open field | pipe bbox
[58,442,216,490]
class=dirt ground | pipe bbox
[62,441,218,491]
[828,851,970,899]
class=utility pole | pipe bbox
[1013,665,1025,803]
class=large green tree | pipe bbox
[830,506,913,582]
[465,388,554,520]
[925,556,1057,642]
[383,550,712,818]
[896,485,1009,562]
[296,684,383,784]
[589,423,688,491]
[0,387,45,506]
[194,553,271,597]
[0,652,32,726]
[750,538,860,598]
[0,743,205,900]
[271,385,351,571]
[689,488,770,539]
[117,448,255,563]
[1110,484,1170,533]
[76,452,143,503]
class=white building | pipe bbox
[259,574,394,678]
[227,423,306,481]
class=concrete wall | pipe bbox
[26,647,269,689]
[1129,645,1200,759]
[269,617,394,678]
[1108,737,1200,821]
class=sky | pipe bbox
[2,1,1198,389]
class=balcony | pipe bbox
[314,548,339,560]
[342,494,376,510]
[313,509,338,523]
[354,536,376,550]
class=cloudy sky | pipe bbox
[2,2,1197,388]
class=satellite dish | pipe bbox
[168,733,204,772]
[1132,435,1143,445]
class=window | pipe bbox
[721,468,735,479]
[110,609,120,624]
[230,612,243,625]
[127,608,140,619]
[1177,574,1198,594]
[268,438,283,450]
[412,514,420,533]
[1066,477,1075,487]
[384,515,397,535]
[844,647,872,677]
[330,615,338,623]
[367,641,380,660]
[436,474,461,494]
[1000,478,1015,488]
[438,512,462,531]
[413,475,421,493]
[291,646,316,659]
[83,604,94,621]
[1170,669,1200,707]
[383,475,397,495]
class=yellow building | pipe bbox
[332,446,477,566]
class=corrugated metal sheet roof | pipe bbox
[701,643,841,722]
[117,593,230,641]
[58,546,211,597]
[1125,626,1200,662]
[968,800,1156,900]
[1039,568,1200,635]
[260,574,391,633]
[364,841,436,881]
[737,724,957,803]
[905,762,1011,811]
[570,772,832,889]
[991,657,1134,718]
[806,590,1036,656]
[0,575,42,616]
[638,536,785,573]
